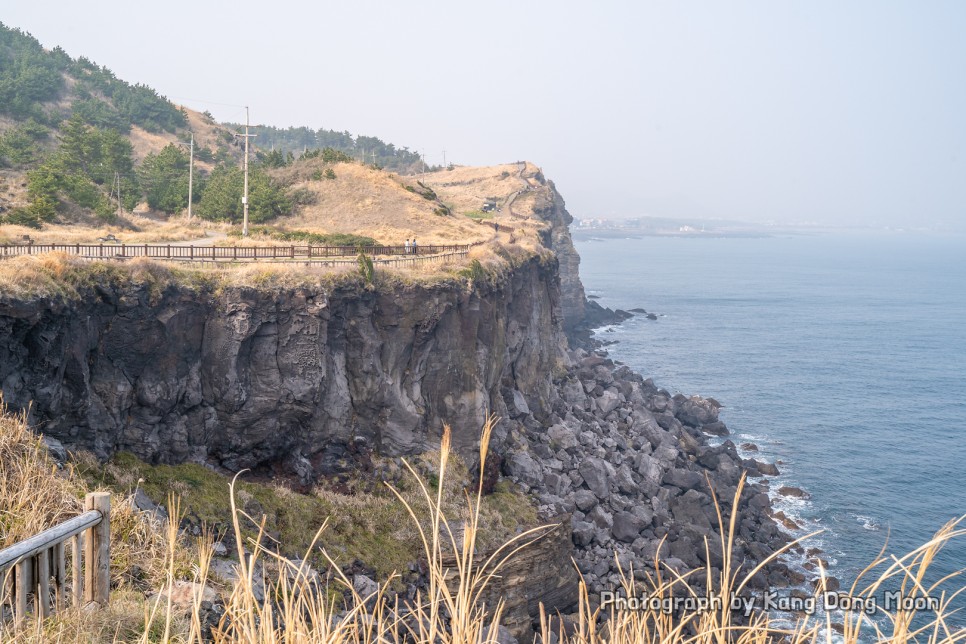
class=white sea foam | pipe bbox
[852,514,880,531]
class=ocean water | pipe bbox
[575,232,966,622]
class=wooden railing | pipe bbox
[0,243,469,261]
[0,493,110,629]
[174,249,470,270]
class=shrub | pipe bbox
[289,187,317,207]
[357,251,374,285]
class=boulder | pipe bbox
[670,489,712,533]
[134,488,169,522]
[42,436,68,464]
[512,390,531,416]
[753,460,780,476]
[675,397,720,427]
[634,453,663,495]
[596,389,621,416]
[615,464,637,494]
[612,512,645,543]
[151,581,217,613]
[571,520,596,546]
[587,505,614,531]
[353,574,380,598]
[548,423,578,451]
[506,451,544,487]
[778,486,809,499]
[701,421,729,436]
[662,468,705,491]
[578,457,614,498]
[573,489,598,512]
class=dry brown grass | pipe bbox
[143,426,966,644]
[276,162,492,246]
[0,253,370,301]
[0,402,81,548]
[0,402,195,642]
[413,163,524,217]
[0,214,223,244]
[2,404,965,642]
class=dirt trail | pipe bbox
[165,230,228,246]
[501,162,530,217]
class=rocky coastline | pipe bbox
[497,336,804,602]
[0,166,819,637]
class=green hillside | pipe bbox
[0,22,432,230]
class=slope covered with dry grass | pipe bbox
[4,406,963,642]
[273,160,494,245]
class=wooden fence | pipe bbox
[170,250,469,270]
[0,243,468,261]
[0,493,110,629]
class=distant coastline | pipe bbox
[570,216,961,241]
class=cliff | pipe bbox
[531,176,587,333]
[0,254,568,477]
[0,168,797,635]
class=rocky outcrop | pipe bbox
[530,178,586,334]
[499,349,794,601]
[0,256,567,478]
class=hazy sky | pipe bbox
[4,1,965,229]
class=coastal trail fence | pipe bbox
[0,243,469,262]
[0,493,111,630]
[172,249,470,269]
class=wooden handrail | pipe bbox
[0,245,473,267]
[0,512,100,570]
[0,243,471,260]
[0,492,110,629]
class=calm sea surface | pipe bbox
[575,232,966,620]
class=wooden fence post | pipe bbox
[15,559,28,627]
[36,549,50,618]
[72,533,82,607]
[83,493,110,606]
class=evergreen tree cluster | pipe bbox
[0,23,186,133]
[228,124,427,173]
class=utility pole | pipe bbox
[187,133,194,221]
[234,107,257,236]
[443,150,446,167]
[370,150,377,166]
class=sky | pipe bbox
[4,1,966,230]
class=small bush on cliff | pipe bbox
[357,251,375,286]
[459,258,488,285]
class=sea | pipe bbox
[575,231,966,628]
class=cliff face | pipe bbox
[0,257,568,477]
[531,179,587,333]
[0,171,796,635]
